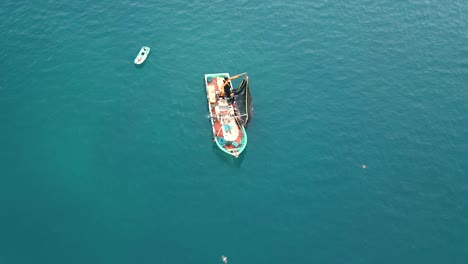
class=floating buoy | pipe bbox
[362,164,367,169]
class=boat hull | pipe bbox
[204,73,248,157]
[134,46,150,65]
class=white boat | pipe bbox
[134,46,150,65]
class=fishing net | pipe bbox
[233,76,253,127]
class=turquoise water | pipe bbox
[1,0,468,263]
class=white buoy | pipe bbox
[221,255,228,264]
[362,164,367,169]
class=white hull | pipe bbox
[134,46,150,65]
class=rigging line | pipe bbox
[244,78,249,124]
[147,57,186,75]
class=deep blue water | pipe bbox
[1,0,468,263]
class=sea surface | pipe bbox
[1,0,468,263]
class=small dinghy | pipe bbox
[134,46,150,65]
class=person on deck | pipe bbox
[223,78,232,96]
[222,77,237,103]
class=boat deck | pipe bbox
[206,75,245,153]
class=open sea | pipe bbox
[1,0,468,263]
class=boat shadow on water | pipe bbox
[211,143,247,168]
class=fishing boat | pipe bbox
[204,72,253,157]
[134,46,150,65]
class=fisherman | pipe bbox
[223,124,232,134]
[223,78,231,95]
